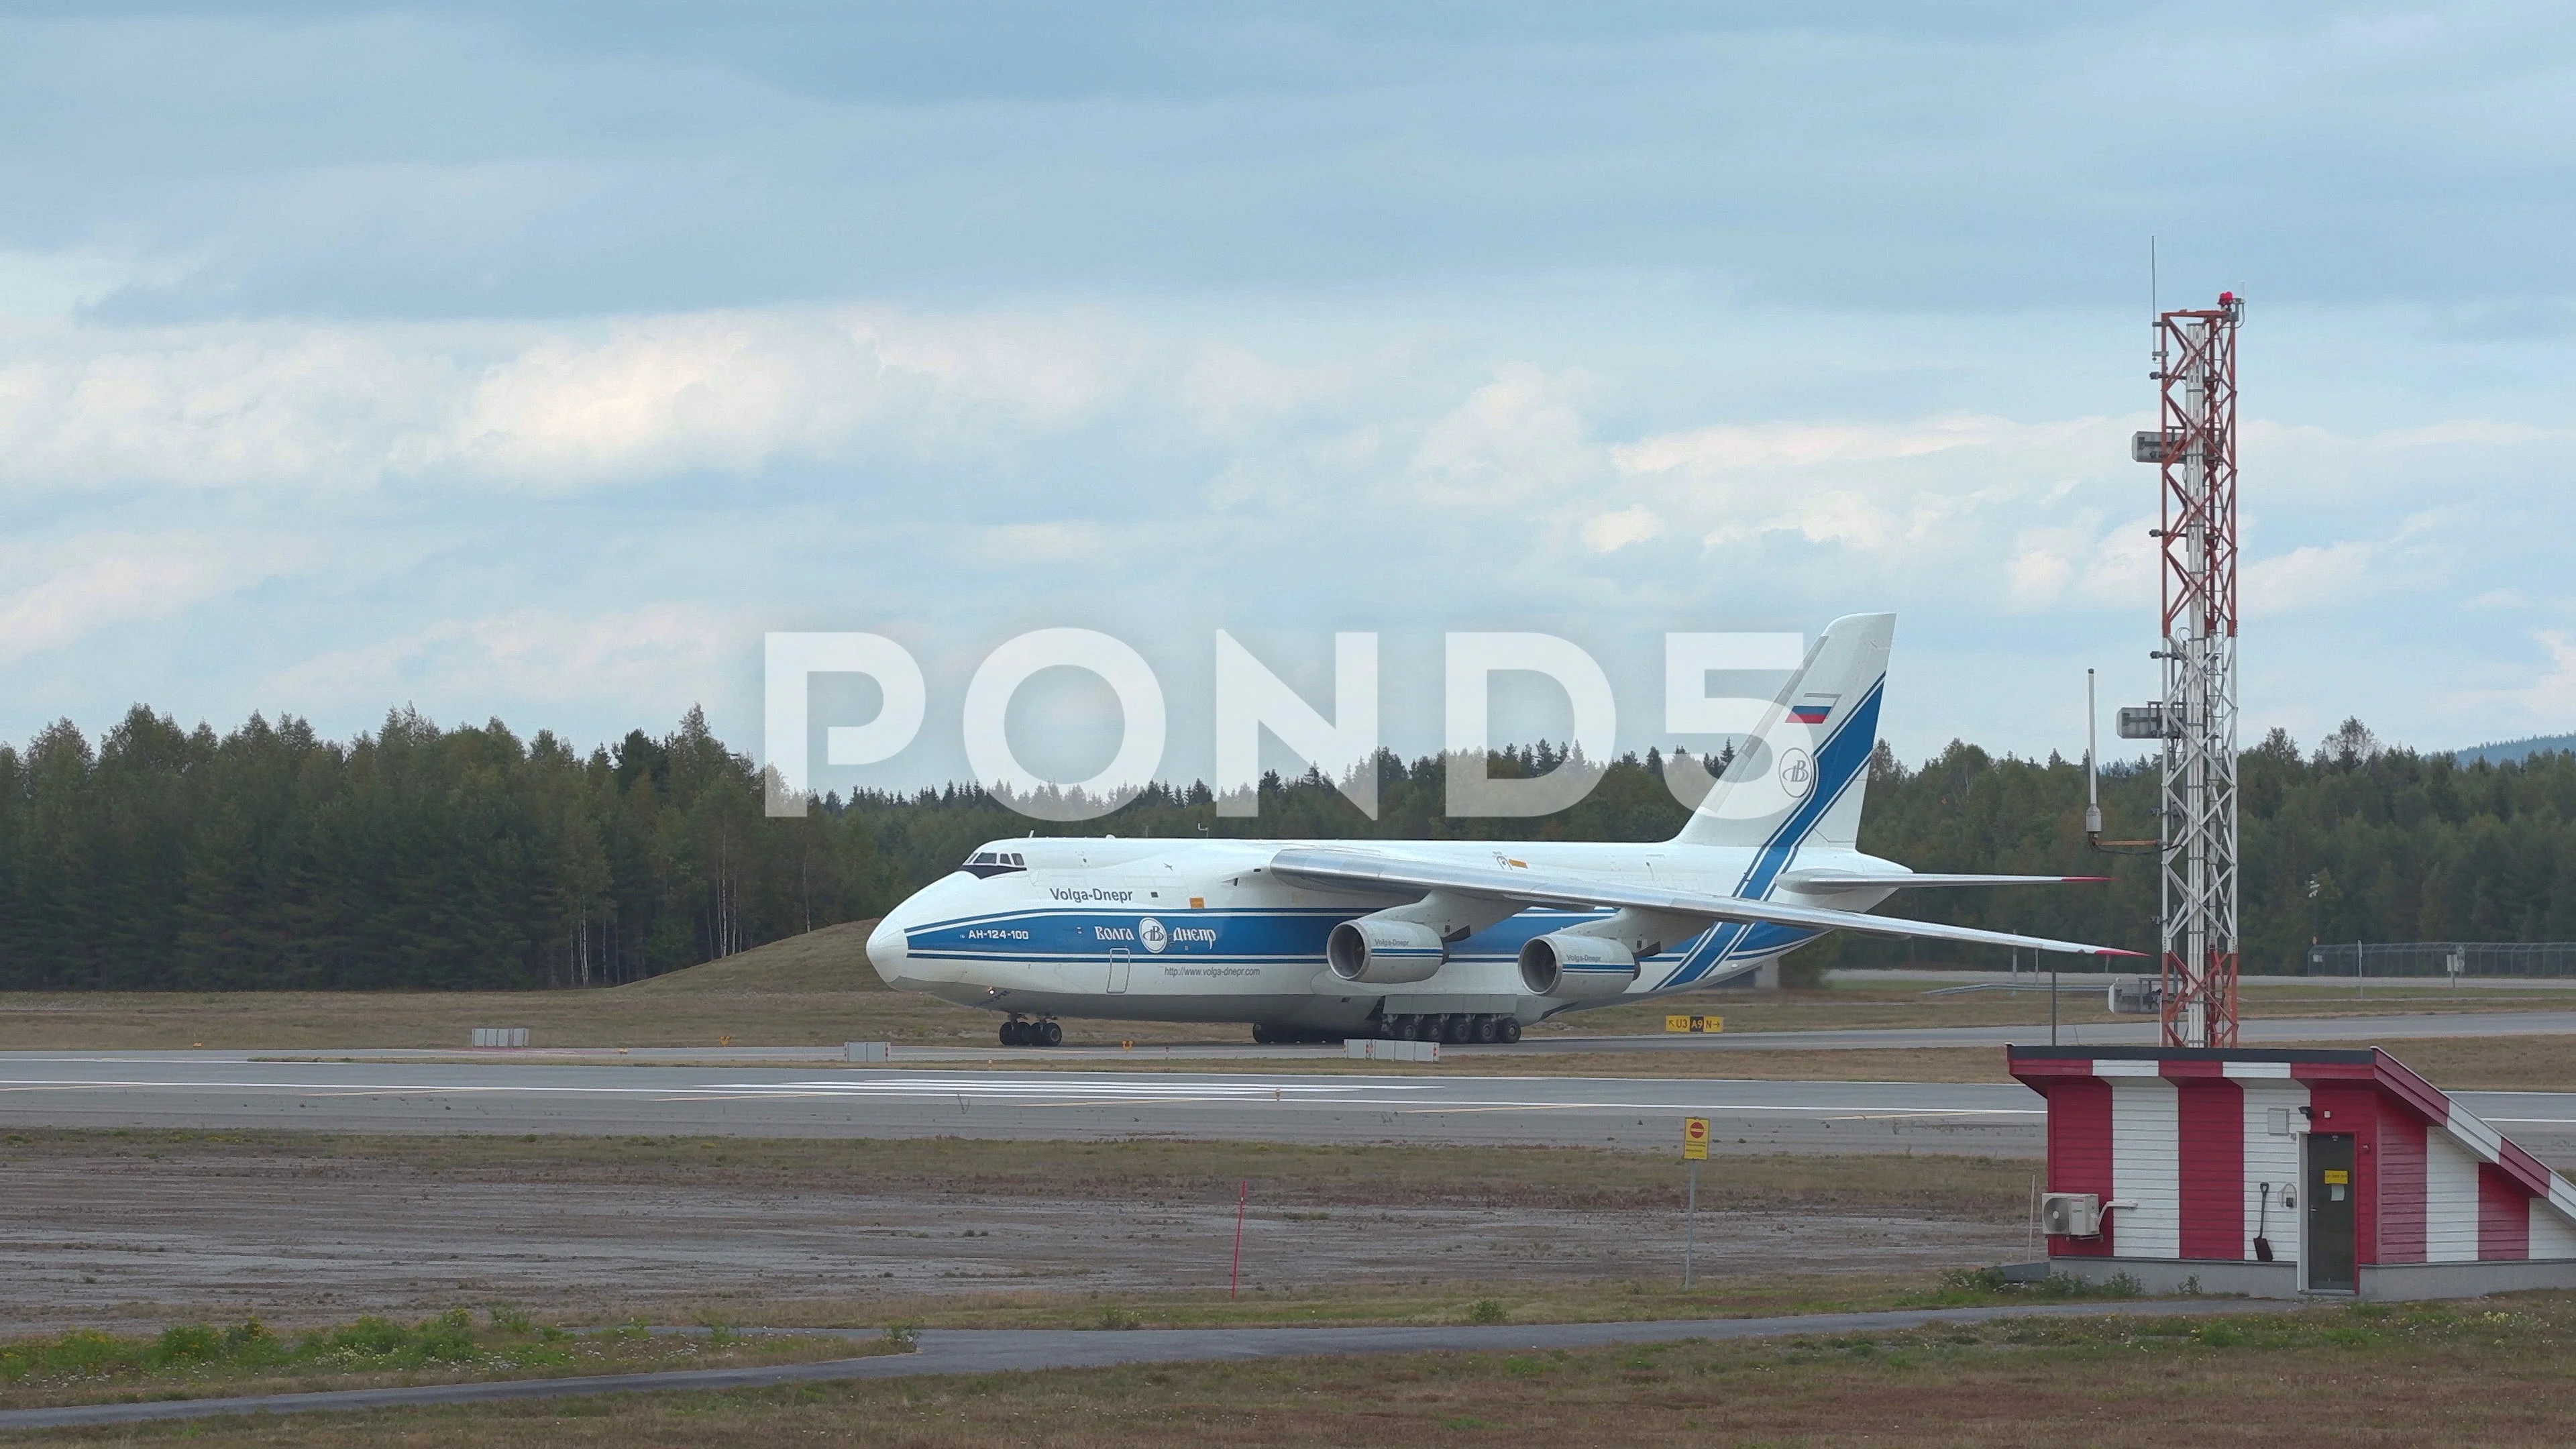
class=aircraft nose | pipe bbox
[865,916,910,985]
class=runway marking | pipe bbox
[1820,1110,2011,1122]
[1393,1104,1589,1116]
[0,1078,2044,1116]
[648,1093,857,1103]
[1020,1097,1250,1110]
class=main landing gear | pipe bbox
[1377,1013,1520,1045]
[999,1016,1062,1048]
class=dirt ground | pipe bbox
[0,1132,2031,1336]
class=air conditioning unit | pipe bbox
[2106,977,2165,1015]
[2041,1192,2104,1238]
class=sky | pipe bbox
[1,1,2572,796]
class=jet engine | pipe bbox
[1517,932,1640,997]
[1326,916,1446,984]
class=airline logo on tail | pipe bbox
[1778,748,1814,798]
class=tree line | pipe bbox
[0,705,2567,991]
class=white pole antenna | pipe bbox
[2085,667,2104,839]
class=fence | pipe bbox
[2300,943,2576,979]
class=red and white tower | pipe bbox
[2125,293,2245,1048]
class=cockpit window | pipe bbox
[961,849,1028,879]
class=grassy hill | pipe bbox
[621,919,885,994]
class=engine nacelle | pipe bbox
[1327,916,1446,984]
[1517,932,1640,998]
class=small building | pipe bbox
[2009,1045,2576,1299]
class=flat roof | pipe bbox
[2006,1044,2378,1065]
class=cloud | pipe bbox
[1607,412,2135,585]
[1579,505,1664,554]
[2243,541,2383,617]
[2371,420,2566,449]
[0,531,302,663]
[2006,545,2074,607]
[2485,631,2576,737]
[0,329,460,490]
[0,307,1135,494]
[1409,366,1599,506]
[1179,345,1352,436]
[985,521,1109,562]
[1998,517,2159,614]
[1613,415,2098,476]
[267,602,742,716]
[0,249,144,319]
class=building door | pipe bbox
[2304,1132,2357,1293]
[1108,948,1131,994]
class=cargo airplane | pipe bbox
[865,614,2129,1046]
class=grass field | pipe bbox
[0,1311,873,1412]
[0,915,2559,1054]
[25,1292,2576,1446]
[0,1128,2034,1220]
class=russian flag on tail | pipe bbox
[1788,692,1839,726]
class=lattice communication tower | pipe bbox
[2121,292,2245,1049]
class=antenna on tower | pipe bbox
[2149,237,2165,376]
[2085,669,2103,839]
[2085,669,2157,856]
[2123,287,2245,1048]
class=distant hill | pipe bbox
[620,918,883,994]
[2451,734,2576,766]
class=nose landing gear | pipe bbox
[999,1017,1063,1048]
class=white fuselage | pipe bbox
[863,835,1900,1031]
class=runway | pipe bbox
[6,1053,2576,1159]
[1507,1008,2576,1055]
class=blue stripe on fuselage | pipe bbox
[910,905,1710,969]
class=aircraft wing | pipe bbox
[1267,845,2139,959]
[1778,870,2111,890]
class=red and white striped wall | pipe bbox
[2008,1047,2576,1269]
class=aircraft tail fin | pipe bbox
[1668,613,1892,851]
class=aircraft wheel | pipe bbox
[1441,1015,1472,1045]
[1038,1020,1063,1047]
[1495,1018,1522,1044]
[1000,1020,1022,1047]
[1472,1014,1501,1044]
[1251,1024,1273,1044]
